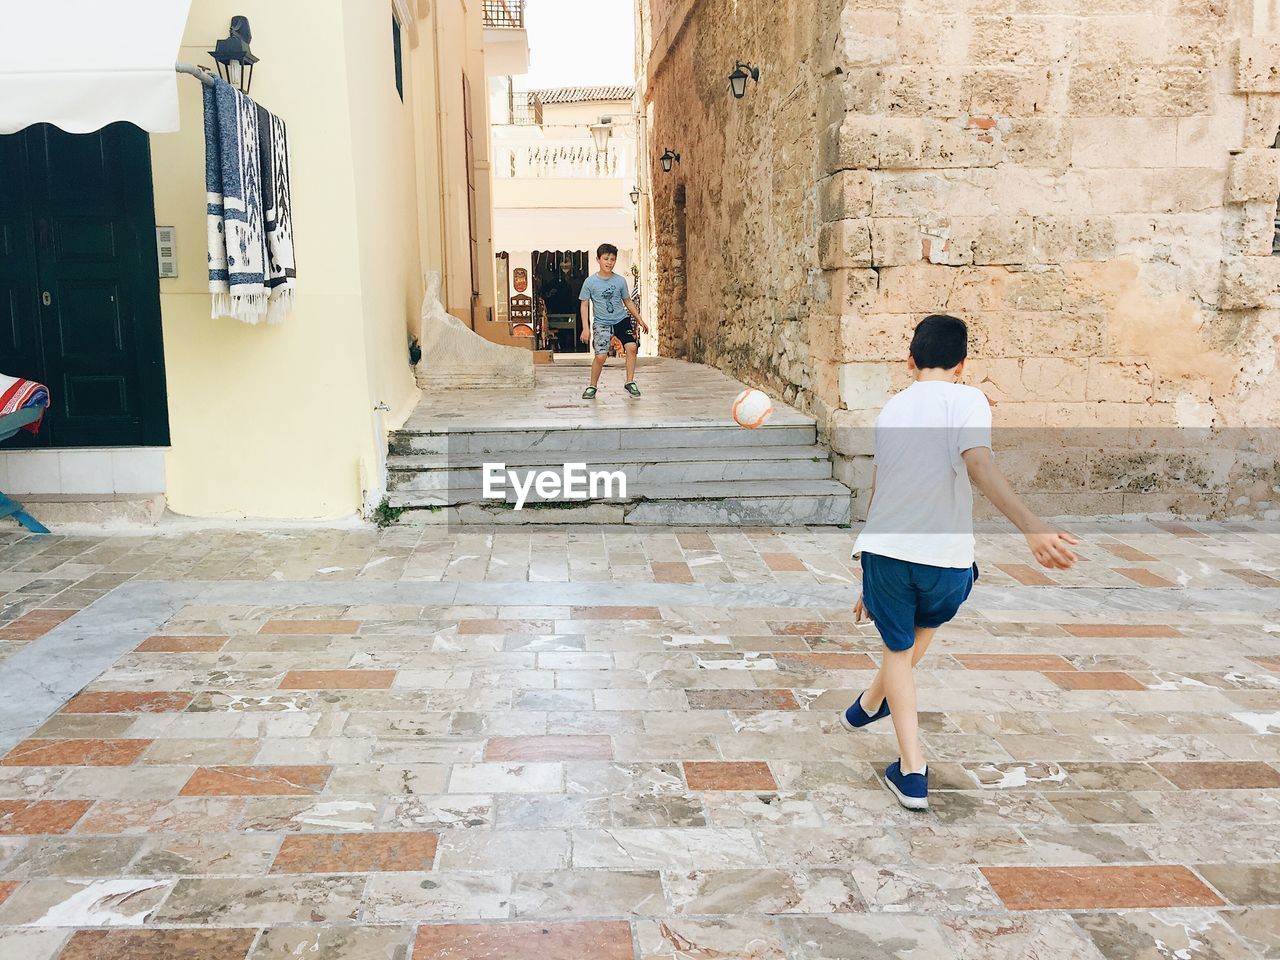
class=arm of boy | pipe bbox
[852,467,875,624]
[624,294,649,333]
[579,298,590,344]
[961,447,1080,570]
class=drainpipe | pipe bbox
[431,5,450,312]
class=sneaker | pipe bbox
[884,760,929,811]
[839,691,890,731]
[624,381,641,397]
[582,385,598,399]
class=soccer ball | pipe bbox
[732,388,773,429]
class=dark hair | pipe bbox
[909,314,968,369]
[596,243,618,257]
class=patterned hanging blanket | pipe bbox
[0,374,50,435]
[204,78,295,323]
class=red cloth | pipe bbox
[0,375,50,434]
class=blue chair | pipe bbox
[0,408,50,534]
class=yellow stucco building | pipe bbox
[0,0,528,520]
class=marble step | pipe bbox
[394,480,852,526]
[386,446,835,491]
[389,477,851,508]
[388,422,817,456]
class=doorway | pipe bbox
[532,249,589,353]
[0,122,169,448]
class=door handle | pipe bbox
[41,291,51,307]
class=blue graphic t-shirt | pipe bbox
[579,272,631,324]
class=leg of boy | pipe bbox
[624,341,638,384]
[860,626,936,714]
[881,626,936,773]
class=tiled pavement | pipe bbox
[0,522,1277,958]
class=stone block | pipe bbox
[831,453,876,490]
[1080,169,1155,214]
[1086,358,1154,403]
[1150,168,1226,214]
[835,8,899,67]
[839,313,911,363]
[1226,149,1280,203]
[1176,112,1246,168]
[824,116,880,172]
[1237,38,1280,92]
[968,15,1070,65]
[1069,65,1213,116]
[829,407,878,457]
[819,219,873,269]
[1001,119,1072,168]
[951,217,1033,264]
[838,361,893,411]
[1219,256,1280,309]
[1227,202,1277,257]
[871,218,925,266]
[983,357,1090,403]
[1071,118,1177,168]
[874,264,964,313]
[883,67,1049,118]
[818,171,874,222]
[921,232,974,266]
[816,269,879,314]
[1245,94,1280,147]
[1031,216,1118,262]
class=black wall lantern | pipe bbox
[729,61,760,99]
[209,16,259,93]
[629,186,641,204]
[659,148,680,173]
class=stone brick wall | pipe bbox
[642,0,1280,519]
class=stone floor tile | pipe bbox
[57,929,258,960]
[134,635,228,652]
[483,735,612,762]
[635,916,785,959]
[363,872,513,922]
[509,869,665,918]
[954,654,1075,671]
[982,865,1225,910]
[278,670,395,689]
[249,927,412,960]
[1061,624,1182,638]
[60,691,193,713]
[1222,907,1280,958]
[1072,910,1256,960]
[411,919,633,960]
[1198,863,1280,905]
[260,620,359,634]
[940,913,1104,960]
[0,837,143,878]
[150,876,364,924]
[75,798,242,834]
[777,914,956,960]
[128,834,280,876]
[1043,671,1146,691]
[0,929,66,960]
[0,877,173,925]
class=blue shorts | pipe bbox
[860,552,978,652]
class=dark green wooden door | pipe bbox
[0,122,169,448]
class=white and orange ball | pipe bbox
[732,388,773,429]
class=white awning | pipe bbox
[0,0,194,135]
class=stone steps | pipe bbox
[387,445,835,491]
[388,422,818,456]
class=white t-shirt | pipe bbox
[852,380,992,569]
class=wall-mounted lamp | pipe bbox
[729,61,760,99]
[209,16,259,93]
[629,186,641,204]
[590,117,613,152]
[659,148,680,173]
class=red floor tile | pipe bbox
[484,735,613,761]
[677,532,715,551]
[761,552,807,572]
[1044,671,1145,691]
[769,621,857,636]
[0,609,76,640]
[1150,762,1280,790]
[1116,568,1177,588]
[774,652,876,670]
[568,606,662,620]
[0,800,92,834]
[61,691,193,714]
[1101,542,1158,562]
[996,563,1057,586]
[0,738,151,766]
[272,832,438,873]
[0,880,19,907]
[685,761,777,791]
[413,920,634,960]
[180,765,332,796]
[58,929,258,960]
[652,561,695,584]
[1226,568,1280,588]
[955,654,1075,671]
[686,689,799,710]
[983,865,1223,910]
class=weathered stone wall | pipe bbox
[642,0,1280,519]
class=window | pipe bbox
[392,15,404,101]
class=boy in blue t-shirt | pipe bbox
[843,314,1080,811]
[579,243,649,399]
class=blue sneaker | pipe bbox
[885,760,929,810]
[839,691,890,731]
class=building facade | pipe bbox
[1,0,525,520]
[490,83,644,353]
[639,0,1280,519]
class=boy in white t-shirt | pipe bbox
[842,314,1079,810]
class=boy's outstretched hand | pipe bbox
[1026,528,1080,570]
[852,594,869,624]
